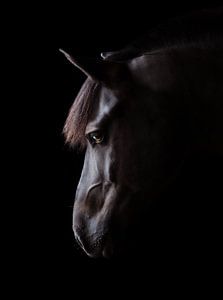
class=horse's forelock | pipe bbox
[63,78,100,149]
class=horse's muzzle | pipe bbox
[74,226,114,258]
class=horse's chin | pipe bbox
[78,233,114,259]
[102,236,114,258]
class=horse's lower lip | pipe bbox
[84,246,112,259]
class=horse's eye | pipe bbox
[87,131,104,145]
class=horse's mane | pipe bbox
[63,7,223,148]
[105,7,223,61]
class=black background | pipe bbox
[12,1,223,295]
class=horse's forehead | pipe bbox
[86,86,119,131]
[98,87,119,115]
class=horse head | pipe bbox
[61,49,191,258]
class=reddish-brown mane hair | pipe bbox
[63,77,100,148]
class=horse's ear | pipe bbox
[59,49,125,83]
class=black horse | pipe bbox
[61,8,223,258]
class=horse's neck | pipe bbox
[130,50,223,154]
[180,49,223,154]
